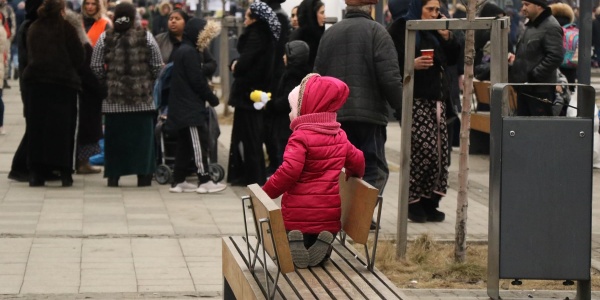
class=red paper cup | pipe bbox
[421,49,434,58]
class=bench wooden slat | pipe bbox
[308,266,352,299]
[339,172,379,245]
[295,268,337,299]
[222,237,265,300]
[327,249,386,299]
[332,243,404,300]
[247,184,295,274]
[320,261,367,299]
[234,236,314,300]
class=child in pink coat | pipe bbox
[262,73,365,268]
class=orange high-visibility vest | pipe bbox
[87,18,109,47]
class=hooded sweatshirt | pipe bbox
[262,74,365,234]
[167,18,220,131]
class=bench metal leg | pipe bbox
[223,277,236,300]
[258,218,281,300]
[241,196,253,270]
[576,280,591,300]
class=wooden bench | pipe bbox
[222,173,406,299]
[471,80,493,134]
[470,81,517,154]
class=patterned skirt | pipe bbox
[409,99,449,203]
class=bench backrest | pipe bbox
[473,81,491,105]
[339,172,380,244]
[473,80,518,111]
[246,184,295,274]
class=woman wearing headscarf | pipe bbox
[22,0,84,187]
[91,2,163,187]
[388,0,460,223]
[7,0,44,182]
[289,0,324,69]
[227,1,280,186]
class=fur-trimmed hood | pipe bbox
[183,18,221,52]
[549,3,574,25]
[81,0,106,20]
[64,10,90,45]
[196,19,220,51]
[158,0,173,16]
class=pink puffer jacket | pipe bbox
[262,74,365,234]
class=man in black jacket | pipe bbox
[508,0,563,116]
[314,0,402,227]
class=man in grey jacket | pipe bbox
[314,0,402,219]
[508,0,563,116]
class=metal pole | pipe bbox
[396,27,416,259]
[219,16,233,113]
[374,1,384,24]
[578,0,592,86]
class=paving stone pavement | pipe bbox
[1,79,600,299]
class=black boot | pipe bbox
[408,201,427,223]
[137,174,152,187]
[107,177,119,187]
[422,197,445,222]
[61,169,73,187]
[29,172,45,187]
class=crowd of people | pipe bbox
[1,0,598,266]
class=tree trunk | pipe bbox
[454,0,478,263]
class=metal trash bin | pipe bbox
[487,83,596,300]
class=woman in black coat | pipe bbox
[22,0,84,187]
[7,0,43,182]
[388,0,460,223]
[288,0,324,70]
[227,2,280,186]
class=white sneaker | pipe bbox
[0,127,5,135]
[169,181,198,193]
[196,181,227,194]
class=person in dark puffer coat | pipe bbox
[167,18,226,194]
[314,1,402,229]
[262,73,364,268]
[265,40,311,175]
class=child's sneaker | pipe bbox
[308,231,334,267]
[169,181,198,193]
[288,230,309,268]
[196,181,227,194]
